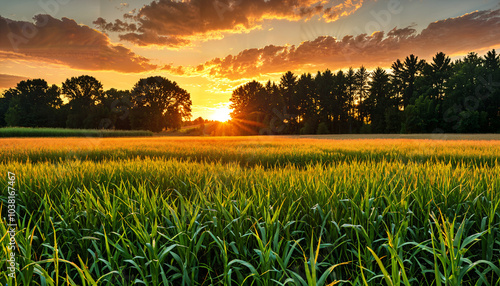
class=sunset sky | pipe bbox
[1,0,500,120]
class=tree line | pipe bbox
[230,50,500,135]
[2,49,499,135]
[0,76,192,132]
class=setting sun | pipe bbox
[211,107,232,122]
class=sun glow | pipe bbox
[211,106,232,122]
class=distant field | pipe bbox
[286,133,500,140]
[1,137,499,285]
[2,136,499,166]
[0,127,153,137]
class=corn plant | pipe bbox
[1,137,499,285]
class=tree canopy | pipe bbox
[0,75,192,132]
[1,49,499,135]
[2,79,63,128]
[229,50,500,135]
[130,76,192,132]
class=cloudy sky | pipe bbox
[1,0,500,119]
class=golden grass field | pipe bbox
[1,136,499,285]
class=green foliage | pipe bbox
[384,108,402,133]
[1,76,191,133]
[403,95,439,133]
[130,76,192,132]
[368,67,393,133]
[1,137,499,285]
[300,120,317,135]
[227,49,500,135]
[0,127,152,137]
[359,123,372,134]
[454,110,488,133]
[4,97,21,127]
[392,54,426,108]
[2,49,499,135]
[316,122,329,134]
[2,79,63,128]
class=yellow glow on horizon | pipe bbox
[210,106,232,122]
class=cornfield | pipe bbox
[1,136,499,285]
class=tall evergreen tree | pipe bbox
[332,70,347,133]
[392,54,425,108]
[424,52,452,100]
[279,71,299,133]
[481,49,500,132]
[296,73,318,133]
[368,68,392,133]
[443,52,487,132]
[354,66,370,125]
[315,69,335,129]
[345,68,357,133]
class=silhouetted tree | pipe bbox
[130,76,192,132]
[405,52,452,133]
[279,71,299,133]
[262,80,284,135]
[354,66,370,125]
[442,52,488,132]
[331,70,347,133]
[62,75,104,129]
[427,52,452,100]
[345,68,357,133]
[103,89,132,130]
[0,89,14,127]
[484,49,499,72]
[264,80,282,116]
[392,54,425,108]
[78,88,133,130]
[193,117,204,125]
[481,49,500,132]
[5,48,500,136]
[296,73,318,133]
[367,68,392,133]
[315,69,335,129]
[229,80,267,134]
[3,79,63,127]
[230,80,265,118]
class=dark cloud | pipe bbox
[169,9,500,80]
[415,9,500,53]
[94,17,137,32]
[387,25,416,38]
[0,15,157,73]
[95,0,365,47]
[119,31,191,47]
[0,74,29,89]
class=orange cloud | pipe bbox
[0,15,157,73]
[162,64,186,75]
[95,0,364,47]
[170,9,500,80]
[0,74,29,89]
[323,0,364,22]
